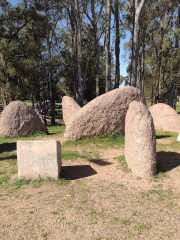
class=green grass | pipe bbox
[114,155,131,173]
[41,232,48,238]
[24,100,32,106]
[146,101,152,108]
[47,125,65,136]
[62,150,81,161]
[32,177,70,188]
[176,100,180,113]
[62,133,124,149]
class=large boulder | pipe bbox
[62,96,81,126]
[149,103,180,133]
[125,101,156,178]
[0,101,48,137]
[64,86,146,141]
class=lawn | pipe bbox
[0,125,180,239]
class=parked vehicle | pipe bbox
[33,104,57,118]
[55,104,60,109]
[56,99,62,103]
[31,105,35,109]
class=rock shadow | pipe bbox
[0,142,16,154]
[157,151,180,172]
[0,155,17,162]
[62,165,97,180]
[156,135,173,139]
[88,159,113,166]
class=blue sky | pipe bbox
[9,0,128,85]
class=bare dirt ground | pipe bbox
[1,133,180,240]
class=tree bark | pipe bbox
[76,0,84,107]
[168,78,177,109]
[105,0,111,92]
[95,32,100,97]
[1,88,7,109]
[130,0,145,87]
[115,0,120,89]
[44,0,55,124]
[168,3,180,109]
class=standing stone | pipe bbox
[64,86,146,141]
[62,96,81,126]
[125,101,156,178]
[149,103,180,133]
[17,140,61,180]
[0,101,48,137]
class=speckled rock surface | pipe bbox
[0,101,48,137]
[62,96,81,126]
[149,103,180,133]
[125,101,156,178]
[64,86,146,141]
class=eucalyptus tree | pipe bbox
[114,0,120,88]
[84,0,105,97]
[105,0,111,92]
[168,0,180,109]
[130,0,145,87]
[63,0,106,106]
[0,0,45,107]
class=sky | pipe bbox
[8,0,128,86]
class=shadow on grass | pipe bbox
[157,151,180,172]
[0,142,16,154]
[62,165,97,180]
[88,159,113,166]
[156,135,173,139]
[0,155,17,161]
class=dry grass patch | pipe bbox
[0,127,180,239]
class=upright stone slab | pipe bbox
[17,140,61,180]
[62,96,81,126]
[125,101,156,178]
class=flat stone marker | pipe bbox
[17,140,61,180]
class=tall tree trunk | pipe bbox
[168,2,180,109]
[76,0,84,107]
[95,32,100,97]
[44,0,55,124]
[105,0,111,92]
[154,48,162,104]
[70,0,78,101]
[1,88,7,109]
[73,23,78,101]
[91,0,100,97]
[115,0,120,88]
[141,32,145,92]
[168,78,177,109]
[130,0,145,87]
[139,54,142,90]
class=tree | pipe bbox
[105,0,111,92]
[114,0,120,89]
[0,1,44,107]
[130,0,145,87]
[168,1,180,109]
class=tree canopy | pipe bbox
[0,0,180,109]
